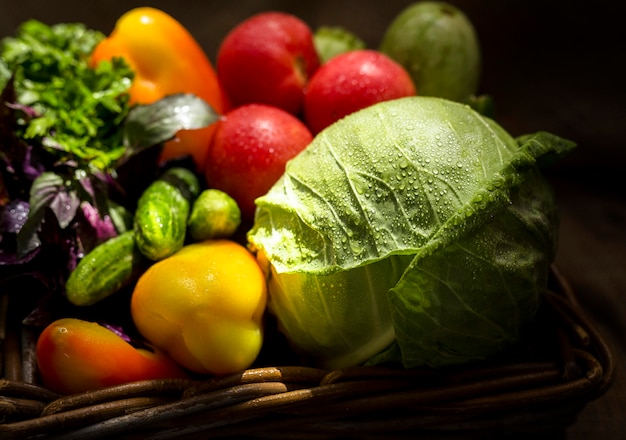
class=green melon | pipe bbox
[379,1,481,102]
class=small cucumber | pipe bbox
[65,231,149,306]
[187,189,241,241]
[134,167,200,261]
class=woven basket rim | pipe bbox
[0,265,615,439]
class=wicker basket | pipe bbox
[0,265,614,440]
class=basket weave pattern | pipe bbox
[0,266,614,439]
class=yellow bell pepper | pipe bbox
[130,239,267,375]
[90,7,226,171]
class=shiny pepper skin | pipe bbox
[90,7,226,171]
[36,318,188,394]
[130,239,267,375]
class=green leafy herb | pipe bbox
[1,19,134,172]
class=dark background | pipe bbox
[2,1,625,438]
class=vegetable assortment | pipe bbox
[89,7,227,171]
[0,19,217,282]
[1,2,576,394]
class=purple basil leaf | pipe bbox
[21,144,46,181]
[6,101,40,119]
[1,200,30,234]
[15,171,78,257]
[30,171,79,228]
[80,202,117,242]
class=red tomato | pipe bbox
[204,104,313,221]
[304,49,416,134]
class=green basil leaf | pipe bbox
[121,93,220,159]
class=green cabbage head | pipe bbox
[247,96,575,370]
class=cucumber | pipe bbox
[187,189,241,241]
[65,231,149,306]
[134,167,200,261]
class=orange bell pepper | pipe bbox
[90,7,226,172]
[36,318,188,394]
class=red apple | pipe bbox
[303,49,417,134]
[216,12,320,115]
[204,104,313,221]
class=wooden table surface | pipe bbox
[2,1,625,438]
